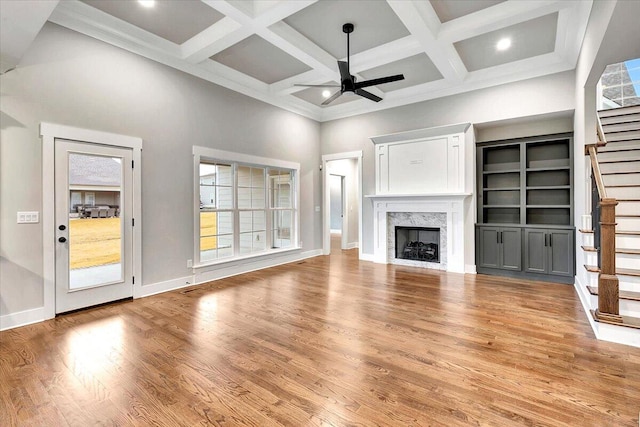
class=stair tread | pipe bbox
[581,245,640,255]
[590,310,640,329]
[617,214,640,218]
[601,171,640,175]
[616,230,640,235]
[599,158,640,163]
[606,184,640,187]
[584,265,640,277]
[579,228,640,236]
[587,286,640,301]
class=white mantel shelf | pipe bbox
[366,193,471,199]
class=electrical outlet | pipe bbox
[187,259,193,268]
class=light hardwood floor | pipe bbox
[1,248,639,426]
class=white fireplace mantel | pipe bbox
[366,193,471,273]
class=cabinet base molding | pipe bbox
[476,267,575,284]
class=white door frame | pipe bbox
[322,151,363,256]
[41,123,142,320]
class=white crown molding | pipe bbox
[46,0,592,123]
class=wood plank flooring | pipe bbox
[1,247,640,426]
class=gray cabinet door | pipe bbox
[500,227,522,270]
[548,229,574,276]
[524,228,547,273]
[478,227,500,269]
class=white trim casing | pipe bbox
[321,151,363,257]
[40,123,143,318]
[192,145,301,268]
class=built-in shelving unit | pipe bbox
[476,133,575,284]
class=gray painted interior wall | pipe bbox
[329,175,342,231]
[320,71,576,255]
[0,23,321,316]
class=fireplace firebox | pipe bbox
[395,226,440,262]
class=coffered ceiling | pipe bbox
[38,1,593,121]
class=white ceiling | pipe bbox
[5,0,593,122]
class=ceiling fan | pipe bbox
[296,23,405,105]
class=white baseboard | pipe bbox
[0,307,46,331]
[359,252,375,262]
[346,242,358,250]
[465,264,477,274]
[194,249,322,286]
[137,275,195,298]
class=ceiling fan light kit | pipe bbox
[296,23,405,106]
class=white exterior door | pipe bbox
[54,139,134,313]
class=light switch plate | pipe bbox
[17,211,39,224]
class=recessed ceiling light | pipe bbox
[322,90,332,98]
[138,0,155,8]
[496,38,511,51]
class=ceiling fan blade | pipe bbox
[294,84,340,87]
[355,74,405,89]
[337,61,351,82]
[321,90,343,105]
[355,88,382,102]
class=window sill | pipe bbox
[192,246,302,271]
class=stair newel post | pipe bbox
[596,198,621,321]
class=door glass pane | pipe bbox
[68,153,123,289]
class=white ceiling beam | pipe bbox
[347,36,423,73]
[387,0,467,82]
[438,0,568,44]
[181,17,248,63]
[263,22,337,74]
[188,0,316,63]
[49,1,182,58]
[559,0,593,67]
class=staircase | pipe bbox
[579,105,640,342]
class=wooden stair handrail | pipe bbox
[588,145,607,199]
[596,113,607,146]
[589,119,620,322]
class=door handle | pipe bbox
[548,234,552,247]
[58,225,66,231]
[58,237,67,243]
[544,234,549,247]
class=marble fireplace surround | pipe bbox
[388,212,447,270]
[367,194,470,273]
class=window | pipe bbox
[194,147,299,266]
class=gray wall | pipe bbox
[329,175,342,231]
[320,71,576,255]
[0,23,321,316]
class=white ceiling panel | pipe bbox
[430,0,505,23]
[211,35,312,84]
[359,54,443,93]
[81,0,224,45]
[454,12,558,72]
[32,0,592,121]
[283,0,410,58]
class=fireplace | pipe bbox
[395,226,440,263]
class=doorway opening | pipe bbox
[322,152,362,257]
